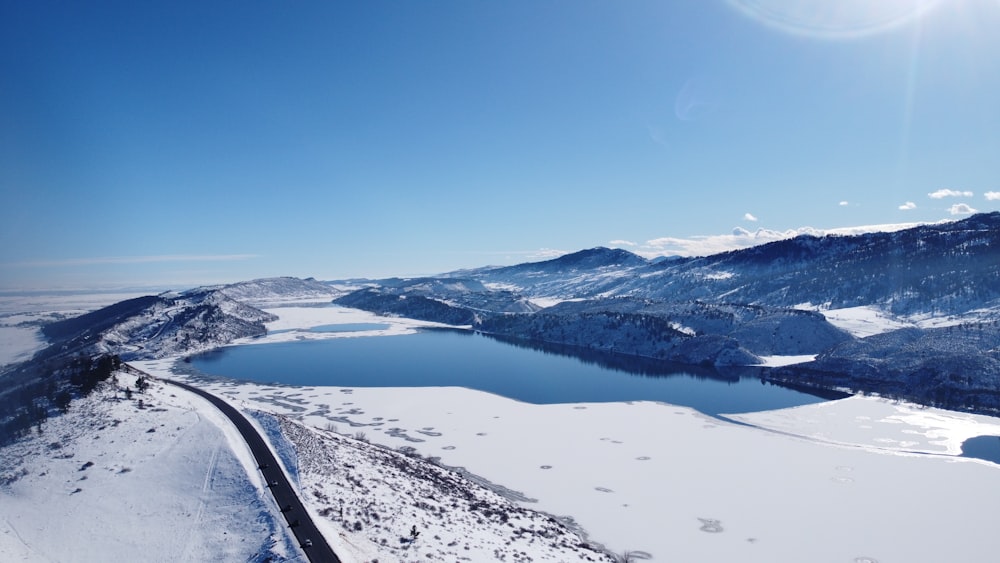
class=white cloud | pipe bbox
[985,191,1000,201]
[898,201,917,210]
[743,213,758,222]
[928,188,973,199]
[639,221,939,258]
[948,203,978,215]
[839,201,849,206]
[608,240,637,247]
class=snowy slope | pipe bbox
[277,415,614,562]
[1,354,616,562]
[0,377,300,562]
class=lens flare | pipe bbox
[728,0,943,39]
[674,78,717,122]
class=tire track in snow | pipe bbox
[180,439,222,562]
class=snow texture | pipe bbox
[0,378,299,562]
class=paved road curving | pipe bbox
[157,377,341,563]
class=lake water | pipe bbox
[961,435,1000,465]
[189,328,843,416]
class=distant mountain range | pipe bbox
[4,214,999,443]
[450,212,1000,315]
[335,212,1000,413]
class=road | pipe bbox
[156,376,342,563]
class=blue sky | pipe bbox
[2,0,999,290]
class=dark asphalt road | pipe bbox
[158,377,341,563]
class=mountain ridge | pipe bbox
[335,213,1000,413]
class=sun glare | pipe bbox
[728,0,945,39]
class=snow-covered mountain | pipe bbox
[451,247,650,298]
[457,213,1000,317]
[197,276,341,306]
[0,278,331,445]
[334,213,1000,413]
[40,289,275,361]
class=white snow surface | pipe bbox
[757,354,816,367]
[131,368,1000,563]
[819,305,1000,339]
[132,297,1000,563]
[0,379,300,562]
[819,306,914,338]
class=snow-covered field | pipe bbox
[134,305,1000,562]
[819,305,1000,339]
[5,301,1000,562]
[819,306,914,338]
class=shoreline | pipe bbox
[137,305,1000,562]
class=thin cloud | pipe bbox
[929,188,973,199]
[609,240,638,247]
[949,203,978,215]
[985,191,1000,201]
[898,201,917,210]
[743,213,758,222]
[839,201,849,206]
[6,254,260,268]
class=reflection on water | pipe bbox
[188,328,843,416]
[479,331,736,382]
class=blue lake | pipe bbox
[961,435,1000,465]
[189,329,844,416]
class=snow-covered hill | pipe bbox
[332,213,1000,413]
[0,377,299,562]
[0,369,616,563]
[198,276,342,306]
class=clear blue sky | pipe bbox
[2,0,999,290]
